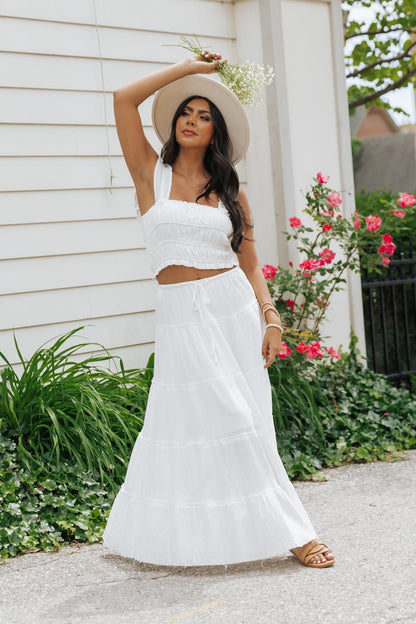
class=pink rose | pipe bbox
[392,210,405,218]
[300,258,325,273]
[378,234,396,256]
[378,245,395,256]
[328,192,342,208]
[289,217,302,228]
[365,215,382,231]
[326,346,340,359]
[262,264,278,280]
[305,341,324,359]
[397,192,416,208]
[317,172,330,184]
[322,208,334,217]
[353,213,361,229]
[296,341,324,358]
[278,341,292,359]
[318,247,336,264]
[322,224,332,232]
[381,256,391,266]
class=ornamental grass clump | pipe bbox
[0,326,153,494]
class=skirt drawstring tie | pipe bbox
[191,281,218,365]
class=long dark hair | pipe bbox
[160,95,254,254]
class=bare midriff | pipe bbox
[156,264,238,285]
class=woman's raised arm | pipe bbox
[113,56,222,209]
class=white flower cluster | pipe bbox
[168,35,275,108]
[218,61,275,108]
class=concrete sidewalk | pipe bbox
[1,450,415,624]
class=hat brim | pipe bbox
[151,74,250,165]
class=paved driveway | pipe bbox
[1,450,415,624]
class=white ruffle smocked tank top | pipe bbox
[137,157,239,279]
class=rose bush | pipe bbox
[262,172,416,362]
[354,188,416,252]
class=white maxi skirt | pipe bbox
[103,265,318,566]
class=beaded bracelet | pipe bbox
[266,323,284,334]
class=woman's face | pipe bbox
[175,98,214,152]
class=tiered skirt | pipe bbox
[102,265,318,566]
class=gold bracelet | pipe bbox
[260,302,275,311]
[263,307,280,318]
[261,303,281,321]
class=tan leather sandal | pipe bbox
[290,539,335,568]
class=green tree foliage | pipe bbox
[343,0,416,113]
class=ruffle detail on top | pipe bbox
[141,200,239,278]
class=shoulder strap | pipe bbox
[134,189,141,220]
[153,156,172,202]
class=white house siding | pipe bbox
[233,1,280,268]
[0,0,241,372]
[258,0,366,354]
[0,0,365,374]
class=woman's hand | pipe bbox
[181,54,225,75]
[262,327,283,369]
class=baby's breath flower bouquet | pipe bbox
[168,35,275,108]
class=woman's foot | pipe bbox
[290,539,334,568]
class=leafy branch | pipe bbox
[343,0,416,112]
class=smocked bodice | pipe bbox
[137,157,239,278]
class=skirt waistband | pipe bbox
[156,265,244,365]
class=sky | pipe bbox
[345,3,416,126]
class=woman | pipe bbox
[102,53,334,569]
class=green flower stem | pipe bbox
[307,229,324,256]
[295,283,314,332]
[292,228,326,332]
[311,246,356,335]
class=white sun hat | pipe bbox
[151,74,250,165]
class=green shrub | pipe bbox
[0,430,112,559]
[355,188,416,252]
[1,329,415,560]
[271,334,416,479]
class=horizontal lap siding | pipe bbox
[1,250,150,294]
[0,282,156,331]
[0,0,237,369]
[0,1,234,36]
